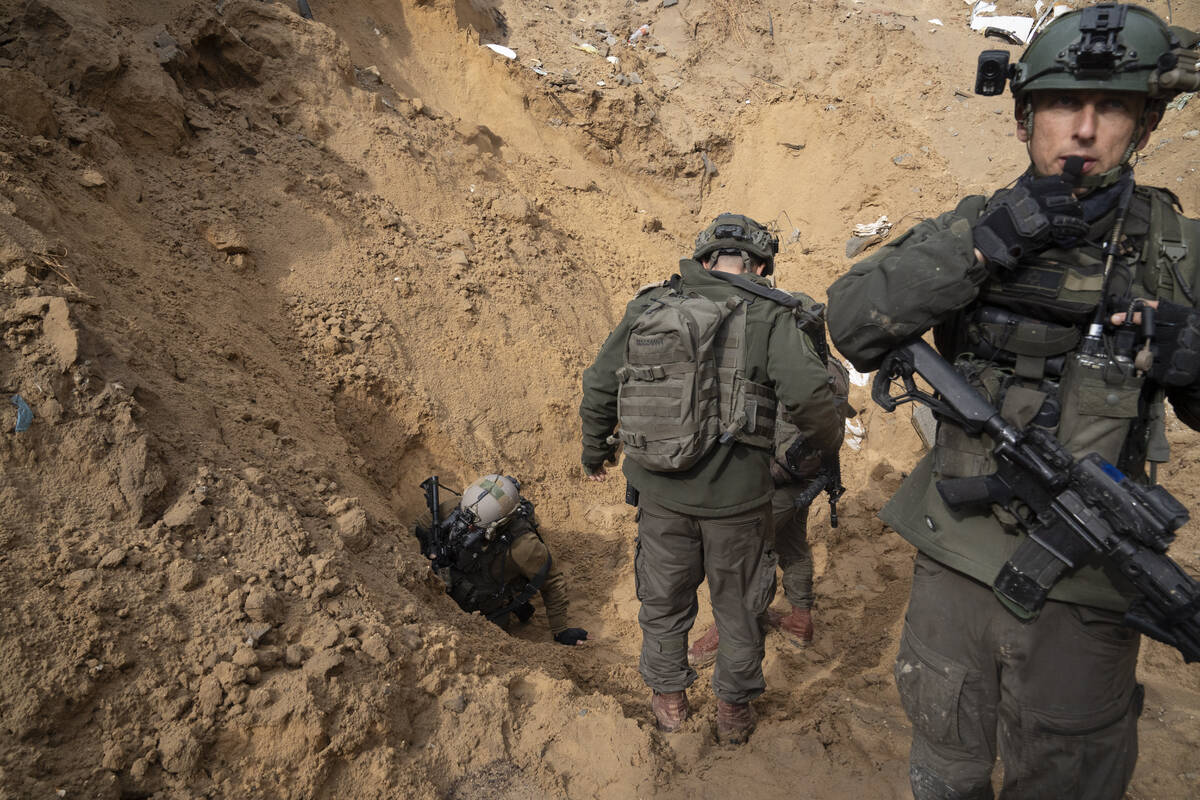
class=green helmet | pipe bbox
[693,213,779,275]
[1011,4,1197,102]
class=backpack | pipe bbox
[615,281,777,471]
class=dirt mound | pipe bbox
[0,0,1198,797]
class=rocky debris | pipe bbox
[285,644,307,668]
[334,507,371,552]
[303,648,345,679]
[4,295,79,372]
[98,547,127,568]
[78,169,107,188]
[196,675,224,716]
[361,632,390,663]
[3,266,32,287]
[204,224,250,254]
[490,194,540,226]
[157,723,201,775]
[243,587,279,623]
[167,559,202,592]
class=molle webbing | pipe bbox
[1151,191,1195,305]
[616,282,779,471]
[968,306,1080,379]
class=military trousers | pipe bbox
[896,554,1142,800]
[635,496,776,704]
[770,484,814,609]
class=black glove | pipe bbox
[1152,300,1200,387]
[554,627,588,646]
[514,601,536,623]
[784,438,821,478]
[973,168,1089,271]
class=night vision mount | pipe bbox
[1067,4,1133,78]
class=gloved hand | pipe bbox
[514,601,536,623]
[784,438,822,478]
[973,169,1089,271]
[1151,300,1200,387]
[554,628,589,646]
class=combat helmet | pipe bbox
[1010,5,1193,100]
[693,213,780,276]
[459,474,521,534]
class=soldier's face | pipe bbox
[1017,90,1152,180]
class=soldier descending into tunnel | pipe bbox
[827,5,1200,798]
[580,213,843,744]
[414,473,588,646]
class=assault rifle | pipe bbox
[793,302,847,528]
[873,339,1200,663]
[415,476,480,570]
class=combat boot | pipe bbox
[767,605,813,647]
[686,624,719,668]
[716,699,756,745]
[651,690,690,732]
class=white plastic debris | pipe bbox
[628,24,650,45]
[846,361,871,387]
[969,0,1070,45]
[606,55,620,66]
[854,215,892,238]
[929,18,944,25]
[484,43,517,59]
[845,418,865,451]
[573,42,599,54]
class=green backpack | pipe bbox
[615,285,776,471]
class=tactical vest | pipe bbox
[440,502,550,627]
[935,187,1199,488]
[615,278,777,471]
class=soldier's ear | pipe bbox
[1015,105,1031,143]
[1138,109,1161,149]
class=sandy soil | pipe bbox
[0,0,1197,797]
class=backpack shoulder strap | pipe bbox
[634,274,681,297]
[707,270,800,307]
[1147,187,1197,306]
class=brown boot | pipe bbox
[716,699,756,744]
[651,691,690,732]
[686,624,719,668]
[768,605,813,647]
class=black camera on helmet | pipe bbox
[975,50,1012,96]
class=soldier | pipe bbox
[827,6,1200,798]
[580,214,843,743]
[688,348,853,665]
[414,474,588,646]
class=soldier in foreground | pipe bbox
[580,214,843,743]
[827,6,1200,797]
[414,474,588,646]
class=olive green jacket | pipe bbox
[581,259,843,517]
[827,185,1200,611]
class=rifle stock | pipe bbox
[874,339,1200,663]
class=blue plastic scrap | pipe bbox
[11,395,33,432]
